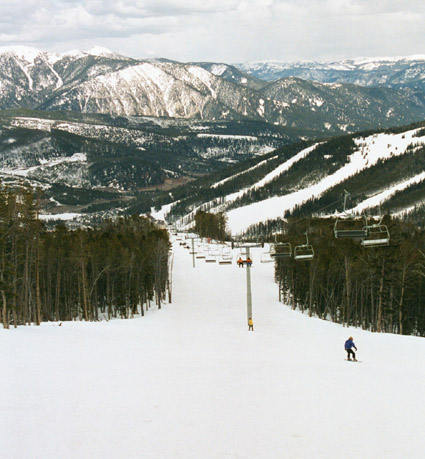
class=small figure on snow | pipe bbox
[344,336,357,361]
[248,317,254,331]
[237,257,244,267]
[246,257,252,267]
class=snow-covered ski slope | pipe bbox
[226,127,425,233]
[1,238,425,459]
[160,127,425,235]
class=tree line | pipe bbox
[270,217,425,336]
[0,184,170,328]
[194,211,227,241]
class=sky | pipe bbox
[0,0,424,63]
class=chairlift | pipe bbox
[261,248,274,263]
[205,254,217,263]
[334,218,368,238]
[294,233,315,261]
[334,190,368,239]
[219,246,233,264]
[270,242,292,259]
[361,220,390,248]
[219,256,232,265]
[208,248,220,257]
[235,252,253,267]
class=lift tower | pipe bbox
[232,241,263,325]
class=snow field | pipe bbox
[1,239,425,458]
[226,128,425,234]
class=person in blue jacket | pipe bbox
[344,336,357,361]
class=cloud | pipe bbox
[0,0,424,62]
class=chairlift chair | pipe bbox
[219,256,232,265]
[334,217,368,239]
[208,247,220,257]
[204,245,218,262]
[260,249,274,263]
[205,254,217,263]
[294,233,314,261]
[196,249,206,259]
[235,251,253,267]
[221,245,231,254]
[270,242,292,259]
[334,191,368,239]
[361,223,390,248]
[219,246,233,264]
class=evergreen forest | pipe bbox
[0,184,170,328]
[266,217,425,336]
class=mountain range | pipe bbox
[235,55,425,90]
[1,47,425,227]
[1,47,425,136]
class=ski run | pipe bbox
[1,237,425,459]
[152,127,425,235]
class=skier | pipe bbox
[344,336,357,361]
[246,257,252,267]
[248,317,254,331]
[237,257,244,267]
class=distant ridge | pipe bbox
[235,55,425,90]
[1,47,425,136]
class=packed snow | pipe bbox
[227,128,425,233]
[209,143,319,211]
[150,202,176,221]
[1,237,425,459]
[211,154,278,189]
[350,171,425,214]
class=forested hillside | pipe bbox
[156,120,425,233]
[0,110,296,220]
[269,217,425,336]
[0,184,170,328]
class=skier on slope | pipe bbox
[344,336,357,361]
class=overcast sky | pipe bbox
[0,0,424,63]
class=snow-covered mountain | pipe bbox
[236,55,425,90]
[195,61,268,90]
[0,46,135,108]
[1,47,425,136]
[2,48,425,224]
[156,120,425,234]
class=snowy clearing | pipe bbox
[38,212,82,221]
[1,239,425,459]
[211,154,279,189]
